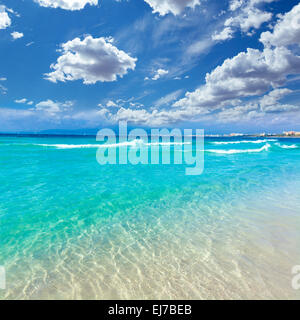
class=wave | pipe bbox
[35,139,191,149]
[207,143,271,154]
[145,141,191,146]
[211,139,276,145]
[275,143,298,149]
[37,143,108,149]
[36,140,142,149]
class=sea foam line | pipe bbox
[275,143,298,149]
[36,140,191,149]
[207,143,271,154]
[211,139,276,145]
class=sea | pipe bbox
[0,134,300,299]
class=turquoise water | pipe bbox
[0,134,300,299]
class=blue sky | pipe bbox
[0,0,300,133]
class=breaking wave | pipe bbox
[211,139,276,145]
[35,139,191,149]
[207,143,271,154]
[275,143,298,149]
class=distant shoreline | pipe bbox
[1,133,300,138]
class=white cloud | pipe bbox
[260,3,300,47]
[45,36,137,84]
[150,68,169,81]
[0,5,11,30]
[216,88,299,123]
[212,27,234,41]
[229,0,244,11]
[34,99,73,116]
[101,3,300,127]
[15,98,28,104]
[224,7,271,33]
[175,2,300,115]
[15,98,34,105]
[186,38,213,56]
[144,0,200,16]
[217,103,261,123]
[215,0,275,42]
[154,89,182,107]
[173,47,300,110]
[34,0,98,11]
[106,100,118,108]
[111,104,208,126]
[11,31,24,40]
[259,88,297,112]
[129,101,144,109]
[0,84,7,94]
[98,97,145,111]
[0,75,7,93]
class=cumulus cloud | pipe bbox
[260,3,300,47]
[11,31,24,40]
[146,68,169,81]
[212,27,234,41]
[34,0,98,11]
[0,5,11,29]
[217,103,262,123]
[259,88,298,112]
[174,47,300,110]
[144,0,200,16]
[229,0,244,11]
[110,104,209,126]
[214,0,275,42]
[89,2,300,128]
[216,88,299,123]
[116,3,300,127]
[176,3,300,115]
[224,7,271,33]
[34,99,73,116]
[45,36,137,84]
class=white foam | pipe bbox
[146,141,191,146]
[211,139,276,145]
[275,143,298,149]
[36,139,191,149]
[207,143,271,154]
[37,140,141,149]
[37,143,105,149]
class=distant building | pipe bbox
[229,133,244,137]
[283,131,300,136]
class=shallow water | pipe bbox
[0,135,300,299]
